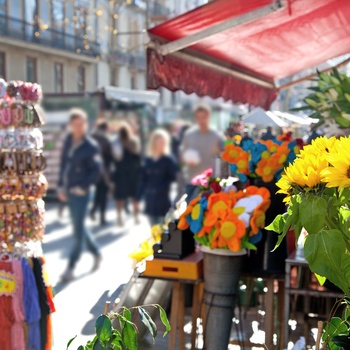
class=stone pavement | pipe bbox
[43,201,163,349]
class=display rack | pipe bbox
[0,79,55,350]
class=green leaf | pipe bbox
[304,229,350,294]
[66,335,77,349]
[95,315,112,342]
[299,196,327,234]
[332,335,350,350]
[77,346,85,350]
[92,342,103,350]
[315,273,326,286]
[323,317,349,350]
[265,213,287,234]
[156,305,171,337]
[138,307,158,341]
[122,320,137,350]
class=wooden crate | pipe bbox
[144,251,203,280]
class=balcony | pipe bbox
[149,2,170,17]
[129,54,146,69]
[110,49,146,70]
[0,14,101,58]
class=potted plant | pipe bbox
[67,304,170,350]
[267,135,350,349]
[178,169,271,350]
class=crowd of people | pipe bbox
[57,104,225,281]
[57,104,319,282]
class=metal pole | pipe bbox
[158,2,284,56]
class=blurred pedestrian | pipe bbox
[90,120,113,226]
[241,130,253,144]
[137,129,178,226]
[58,109,102,282]
[112,122,141,226]
[261,126,276,140]
[180,104,225,201]
[165,122,180,161]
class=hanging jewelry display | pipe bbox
[0,78,55,350]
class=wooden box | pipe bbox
[144,251,203,280]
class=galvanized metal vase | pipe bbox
[202,246,246,350]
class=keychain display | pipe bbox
[0,199,45,248]
[0,173,47,200]
[0,79,54,350]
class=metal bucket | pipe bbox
[202,248,245,350]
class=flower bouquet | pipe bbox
[268,135,350,294]
[267,135,350,349]
[178,169,271,253]
[221,138,304,184]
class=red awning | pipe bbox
[147,0,350,108]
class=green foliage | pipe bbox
[322,299,350,350]
[67,304,171,350]
[293,68,350,129]
[267,188,350,295]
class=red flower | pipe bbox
[210,181,222,193]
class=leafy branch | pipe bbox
[67,304,171,350]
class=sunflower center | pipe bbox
[221,222,236,239]
[347,166,350,179]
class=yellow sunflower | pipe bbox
[322,137,350,189]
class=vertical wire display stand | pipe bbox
[0,79,55,350]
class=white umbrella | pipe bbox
[270,110,318,125]
[242,107,288,128]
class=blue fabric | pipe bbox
[137,155,179,216]
[186,197,208,234]
[68,192,100,269]
[229,164,248,184]
[22,259,41,350]
[249,230,263,245]
[58,134,102,191]
[250,142,268,165]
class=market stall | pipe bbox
[141,1,350,349]
[0,79,55,350]
[147,0,350,108]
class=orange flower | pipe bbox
[178,197,200,230]
[250,210,267,235]
[222,144,248,171]
[260,140,281,154]
[213,212,246,252]
[256,158,280,182]
[244,186,271,200]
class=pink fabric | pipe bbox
[11,260,25,350]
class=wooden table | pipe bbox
[143,251,204,350]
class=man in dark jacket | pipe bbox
[90,120,113,226]
[58,108,102,282]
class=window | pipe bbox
[24,0,39,38]
[130,73,137,90]
[0,52,5,79]
[77,65,85,92]
[54,63,63,93]
[26,57,37,82]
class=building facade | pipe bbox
[0,0,209,117]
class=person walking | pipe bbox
[58,109,102,282]
[90,120,113,226]
[261,126,276,140]
[112,122,141,226]
[180,104,225,201]
[137,129,178,226]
